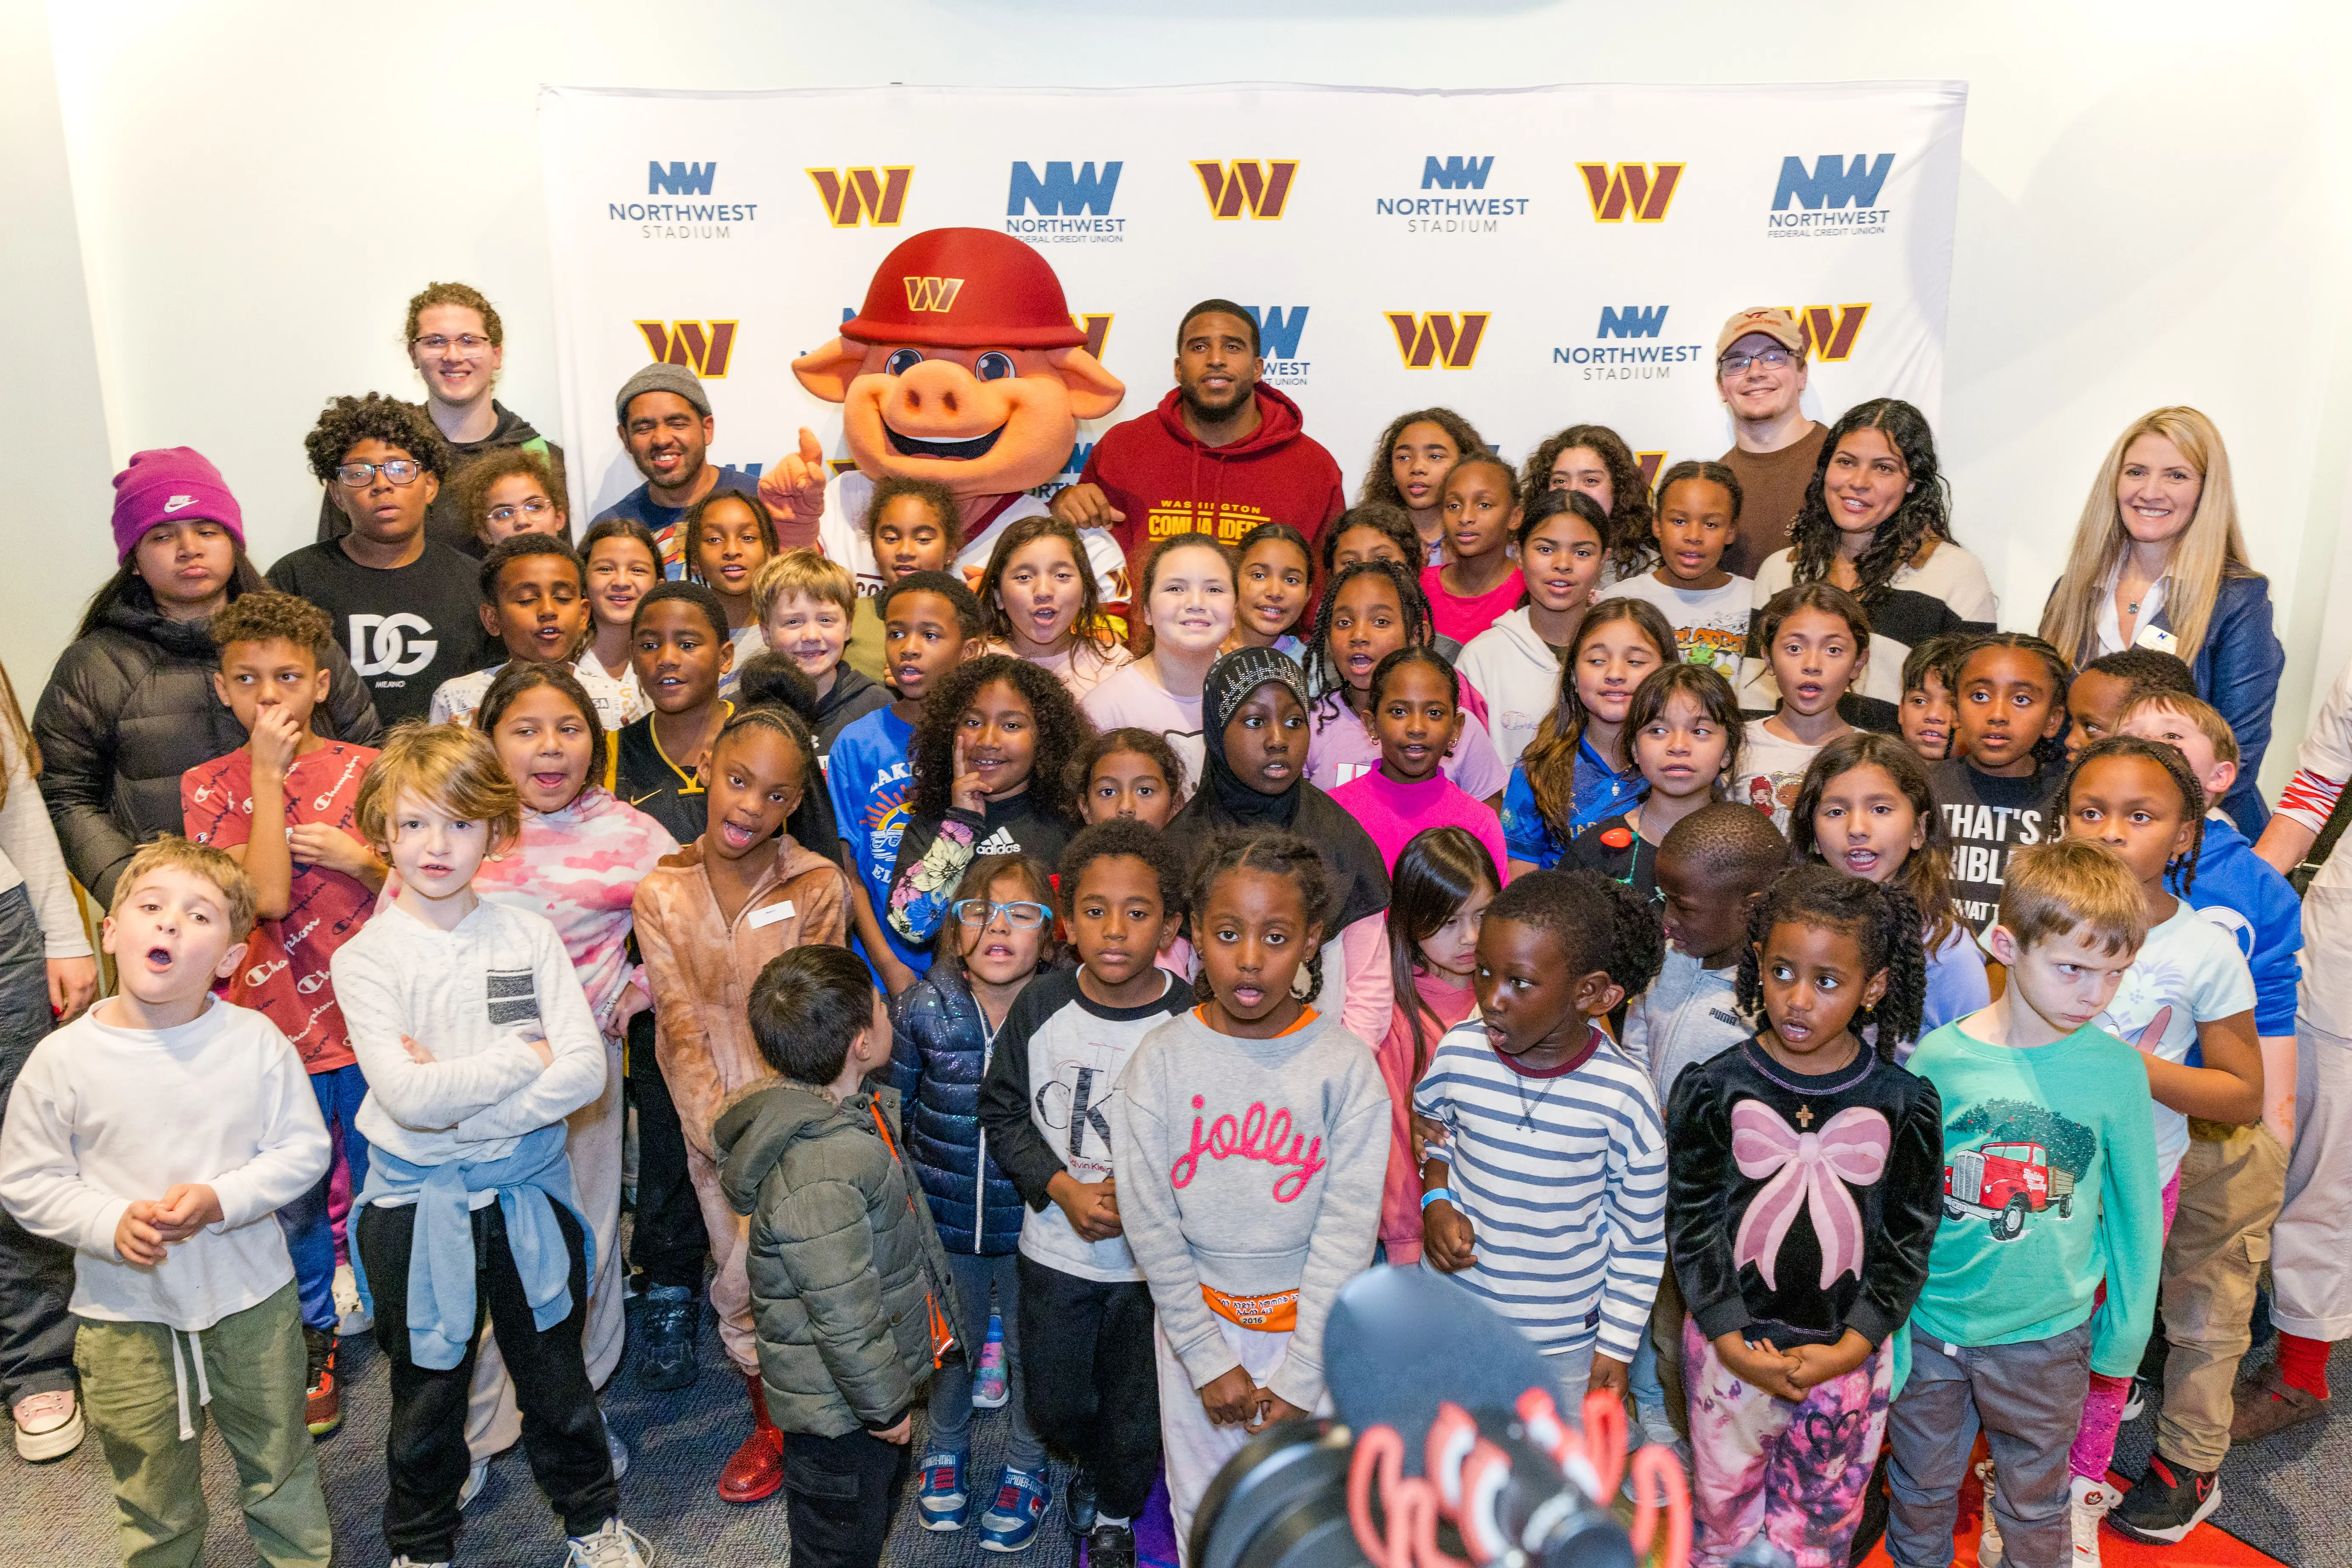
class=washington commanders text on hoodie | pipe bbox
[1079,385,1345,567]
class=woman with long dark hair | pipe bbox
[1746,398,1996,710]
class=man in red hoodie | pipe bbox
[1052,299,1345,579]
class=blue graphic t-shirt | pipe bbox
[825,704,930,979]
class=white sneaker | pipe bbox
[12,1389,84,1461]
[2070,1474,2118,1565]
[459,1458,490,1510]
[389,1558,452,1568]
[1976,1458,2004,1568]
[1634,1399,1682,1450]
[565,1517,653,1566]
[332,1262,372,1336]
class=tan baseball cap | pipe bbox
[1715,306,1805,358]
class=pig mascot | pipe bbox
[760,226,1129,603]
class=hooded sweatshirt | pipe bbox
[1620,946,1750,1107]
[1078,385,1345,569]
[314,400,563,558]
[1456,607,1564,772]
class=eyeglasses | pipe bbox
[952,898,1051,930]
[487,498,557,526]
[413,334,494,356]
[335,459,423,489]
[1718,347,1797,374]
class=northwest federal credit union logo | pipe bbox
[1386,312,1489,370]
[1769,154,1895,238]
[1006,161,1125,243]
[1789,303,1871,360]
[1579,162,1684,223]
[1552,305,1707,382]
[1194,160,1299,220]
[611,160,759,239]
[807,166,913,228]
[1375,155,1530,234]
[1242,306,1310,388]
[635,321,738,378]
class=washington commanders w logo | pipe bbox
[1386,312,1489,369]
[1071,314,1113,360]
[1636,451,1667,488]
[1193,160,1299,220]
[903,276,964,313]
[1791,303,1870,361]
[634,321,737,377]
[806,167,913,228]
[1579,162,1684,222]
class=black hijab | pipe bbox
[1168,647,1390,932]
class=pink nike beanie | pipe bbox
[111,448,245,561]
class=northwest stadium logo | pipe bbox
[1006,161,1125,243]
[1242,305,1310,388]
[610,160,758,240]
[1552,305,1707,382]
[1769,154,1895,238]
[1375,155,1530,235]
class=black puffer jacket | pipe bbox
[33,582,382,904]
[718,1078,962,1439]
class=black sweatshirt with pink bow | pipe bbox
[1664,1038,1943,1351]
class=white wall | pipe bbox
[12,0,2352,792]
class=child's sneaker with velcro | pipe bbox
[918,1449,969,1531]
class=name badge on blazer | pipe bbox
[747,900,797,930]
[2134,624,2180,655]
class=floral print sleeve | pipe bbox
[886,810,981,945]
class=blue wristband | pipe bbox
[1421,1187,1455,1211]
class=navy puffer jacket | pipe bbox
[888,963,1027,1255]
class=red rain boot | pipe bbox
[718,1369,785,1503]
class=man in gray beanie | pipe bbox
[591,362,762,572]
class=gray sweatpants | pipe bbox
[1884,1319,2093,1568]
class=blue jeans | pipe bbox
[275,1062,370,1331]
[927,1249,1044,1472]
[1629,1323,1666,1413]
[0,883,76,1403]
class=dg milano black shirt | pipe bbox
[267,540,489,725]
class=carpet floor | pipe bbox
[9,1311,2345,1566]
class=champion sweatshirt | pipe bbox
[1079,386,1346,566]
[1115,1007,1389,1409]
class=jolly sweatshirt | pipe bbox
[1115,1007,1389,1410]
[1079,386,1346,567]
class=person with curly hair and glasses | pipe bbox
[268,392,492,723]
[313,282,565,557]
[1748,397,1997,710]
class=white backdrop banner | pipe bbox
[538,80,1966,532]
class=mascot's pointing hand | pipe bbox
[759,428,831,547]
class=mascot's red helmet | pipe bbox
[837,227,1086,351]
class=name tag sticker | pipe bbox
[747,900,797,930]
[2135,624,2180,654]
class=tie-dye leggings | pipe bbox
[1682,1318,1893,1568]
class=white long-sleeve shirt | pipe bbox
[0,998,329,1329]
[0,719,92,958]
[330,897,606,1182]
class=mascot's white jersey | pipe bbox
[816,470,1127,604]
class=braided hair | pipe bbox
[1186,828,1336,1007]
[1304,558,1435,715]
[1953,632,2075,770]
[1735,864,1928,1061]
[1486,867,1668,1005]
[2059,735,2206,895]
